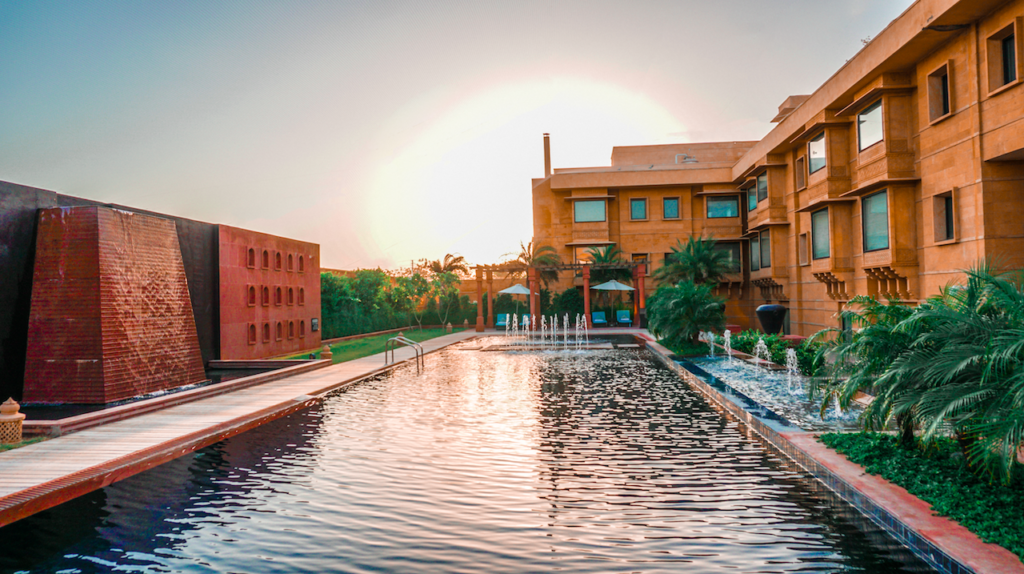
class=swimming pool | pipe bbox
[0,343,932,572]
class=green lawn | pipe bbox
[0,436,47,453]
[286,328,462,364]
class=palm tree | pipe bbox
[428,253,469,276]
[874,264,1024,481]
[506,241,561,286]
[808,295,917,445]
[654,236,732,286]
[646,280,726,347]
[585,245,632,284]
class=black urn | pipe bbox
[755,304,788,335]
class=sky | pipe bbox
[0,0,915,271]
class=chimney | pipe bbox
[543,133,551,178]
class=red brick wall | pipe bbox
[218,225,321,359]
[23,207,206,403]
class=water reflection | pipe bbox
[0,346,931,573]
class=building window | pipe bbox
[247,248,256,269]
[863,190,890,252]
[746,187,757,212]
[298,255,305,272]
[574,200,606,223]
[262,286,270,306]
[750,235,760,271]
[288,287,294,305]
[247,285,256,306]
[262,323,271,343]
[798,233,809,266]
[934,191,956,242]
[663,197,680,219]
[707,196,739,219]
[275,287,283,306]
[288,321,295,339]
[808,133,826,173]
[756,173,768,202]
[714,243,741,274]
[300,320,306,338]
[858,100,884,151]
[630,198,648,220]
[812,208,830,259]
[275,252,282,270]
[631,253,649,275]
[248,324,257,345]
[276,322,283,341]
[262,250,270,269]
[298,287,305,305]
[760,230,771,268]
[795,156,806,190]
[287,254,294,271]
[989,24,1020,91]
[928,63,952,121]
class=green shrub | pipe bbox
[718,329,822,376]
[647,280,725,348]
[820,432,1024,561]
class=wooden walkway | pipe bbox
[0,330,479,527]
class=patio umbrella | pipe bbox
[498,283,531,315]
[591,280,634,291]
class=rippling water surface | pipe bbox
[1,345,932,573]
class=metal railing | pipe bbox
[384,336,424,369]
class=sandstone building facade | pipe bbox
[532,0,1024,337]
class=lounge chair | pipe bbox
[495,313,508,328]
[616,310,632,327]
[591,311,608,327]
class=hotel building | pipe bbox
[532,0,1024,337]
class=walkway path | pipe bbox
[0,329,479,527]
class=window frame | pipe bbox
[798,233,809,266]
[808,132,827,174]
[247,248,256,269]
[573,200,607,223]
[861,189,891,253]
[750,235,761,271]
[756,173,768,203]
[795,156,806,190]
[629,198,648,221]
[988,21,1022,93]
[928,61,953,123]
[706,195,740,219]
[662,197,680,220]
[933,190,958,244]
[745,186,757,212]
[811,208,830,260]
[631,253,650,276]
[248,324,257,345]
[715,242,742,274]
[759,230,771,269]
[857,100,884,152]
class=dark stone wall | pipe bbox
[0,181,220,400]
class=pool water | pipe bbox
[0,345,931,573]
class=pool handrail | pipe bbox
[385,336,424,369]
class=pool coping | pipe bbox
[644,338,1024,574]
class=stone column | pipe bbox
[475,267,485,332]
[582,265,592,328]
[632,266,640,320]
[486,269,494,329]
[527,267,539,320]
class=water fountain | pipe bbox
[723,330,733,362]
[564,314,569,348]
[753,338,771,367]
[698,331,715,356]
[512,313,518,342]
[785,347,799,394]
[540,316,546,347]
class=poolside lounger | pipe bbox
[495,313,508,328]
[591,311,608,327]
[616,310,632,326]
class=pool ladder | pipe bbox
[384,336,425,370]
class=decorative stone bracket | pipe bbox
[751,278,788,301]
[715,279,744,300]
[813,272,851,301]
[865,266,914,300]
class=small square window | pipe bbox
[858,100,884,151]
[795,157,806,190]
[663,197,680,219]
[808,133,826,174]
[707,196,739,219]
[933,190,957,243]
[798,233,809,266]
[630,198,647,220]
[928,62,953,122]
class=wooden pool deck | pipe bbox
[0,329,480,528]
